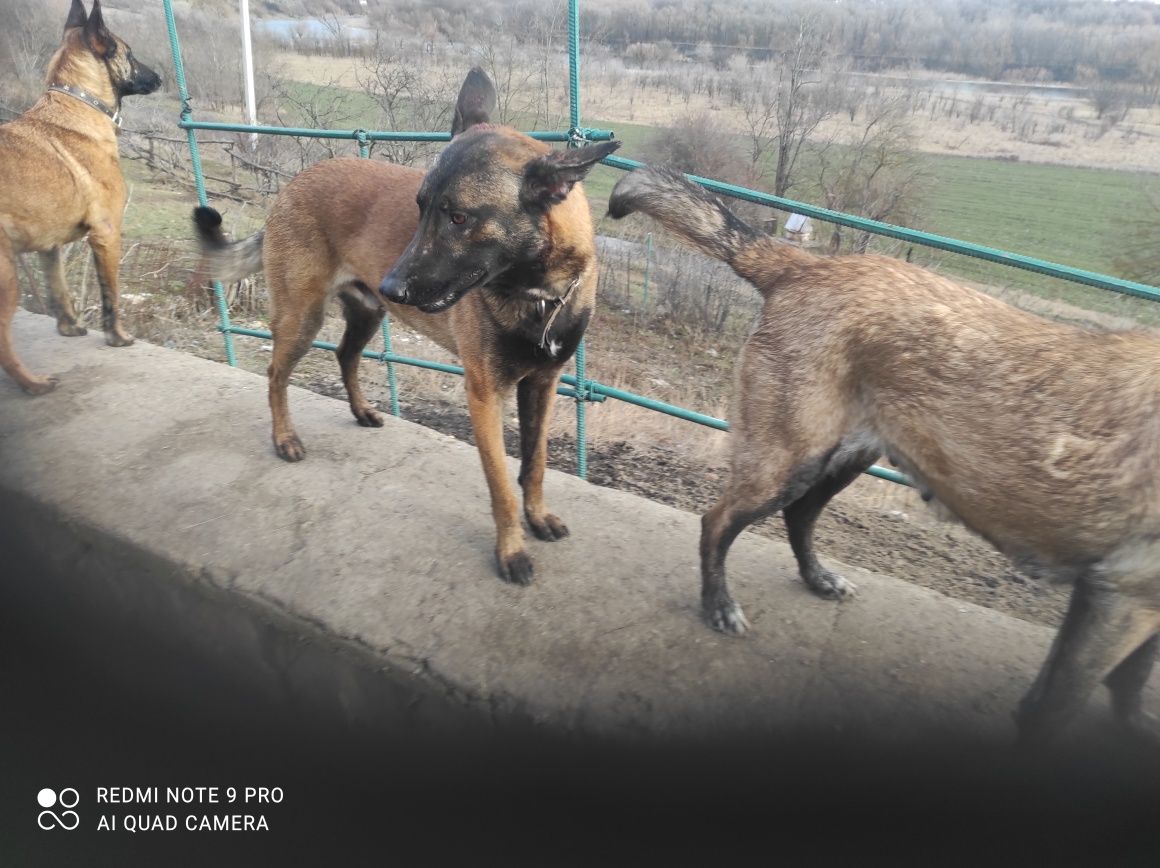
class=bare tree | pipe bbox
[769,17,838,201]
[644,111,749,187]
[268,75,362,171]
[730,17,843,233]
[356,35,457,165]
[816,88,927,254]
[471,27,541,127]
[0,0,59,109]
[1079,66,1131,127]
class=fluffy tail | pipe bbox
[607,167,809,295]
[192,207,264,281]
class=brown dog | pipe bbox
[194,68,619,585]
[609,166,1160,745]
[0,0,161,394]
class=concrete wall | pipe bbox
[2,311,1156,749]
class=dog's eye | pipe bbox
[450,212,467,226]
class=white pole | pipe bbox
[239,0,258,150]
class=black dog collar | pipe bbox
[47,83,122,128]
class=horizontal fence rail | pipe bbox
[179,119,616,144]
[163,0,1157,492]
[600,155,1160,303]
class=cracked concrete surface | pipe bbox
[1,311,1156,746]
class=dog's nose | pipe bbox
[378,273,408,303]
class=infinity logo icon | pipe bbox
[37,788,80,831]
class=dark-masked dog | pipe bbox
[193,68,619,585]
[609,166,1160,745]
[0,0,162,394]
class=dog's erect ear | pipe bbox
[65,0,88,31]
[520,140,621,211]
[83,0,114,58]
[451,67,496,136]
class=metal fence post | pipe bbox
[163,0,237,367]
[567,0,591,480]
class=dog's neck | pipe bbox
[478,205,595,349]
[42,35,121,131]
[46,83,121,128]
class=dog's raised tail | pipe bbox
[608,167,807,295]
[192,206,264,282]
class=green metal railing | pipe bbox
[162,0,1158,490]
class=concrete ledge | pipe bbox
[2,311,1156,746]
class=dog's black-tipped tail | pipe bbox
[192,206,264,282]
[608,167,807,296]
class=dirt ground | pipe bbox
[179,310,1070,631]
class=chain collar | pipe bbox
[47,84,121,128]
[538,276,581,350]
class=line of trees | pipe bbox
[642,16,927,250]
[369,0,1160,91]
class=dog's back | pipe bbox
[195,157,461,353]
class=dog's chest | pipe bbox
[498,303,591,378]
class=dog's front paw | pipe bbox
[57,321,87,337]
[527,512,569,541]
[352,405,384,428]
[274,434,306,462]
[704,598,750,636]
[105,330,134,347]
[22,375,60,396]
[497,549,534,586]
[805,568,857,601]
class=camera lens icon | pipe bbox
[37,788,80,830]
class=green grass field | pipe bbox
[913,156,1158,318]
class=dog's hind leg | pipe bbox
[88,230,134,347]
[38,249,86,336]
[0,233,57,394]
[701,450,831,635]
[336,292,385,429]
[783,448,877,600]
[1105,631,1160,743]
[1015,577,1160,746]
[267,290,327,462]
[517,369,569,542]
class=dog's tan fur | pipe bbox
[609,166,1160,744]
[195,69,618,585]
[0,0,160,394]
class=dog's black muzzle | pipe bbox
[378,274,479,313]
[122,62,162,97]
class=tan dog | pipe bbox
[0,0,161,394]
[194,68,619,585]
[609,166,1160,745]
